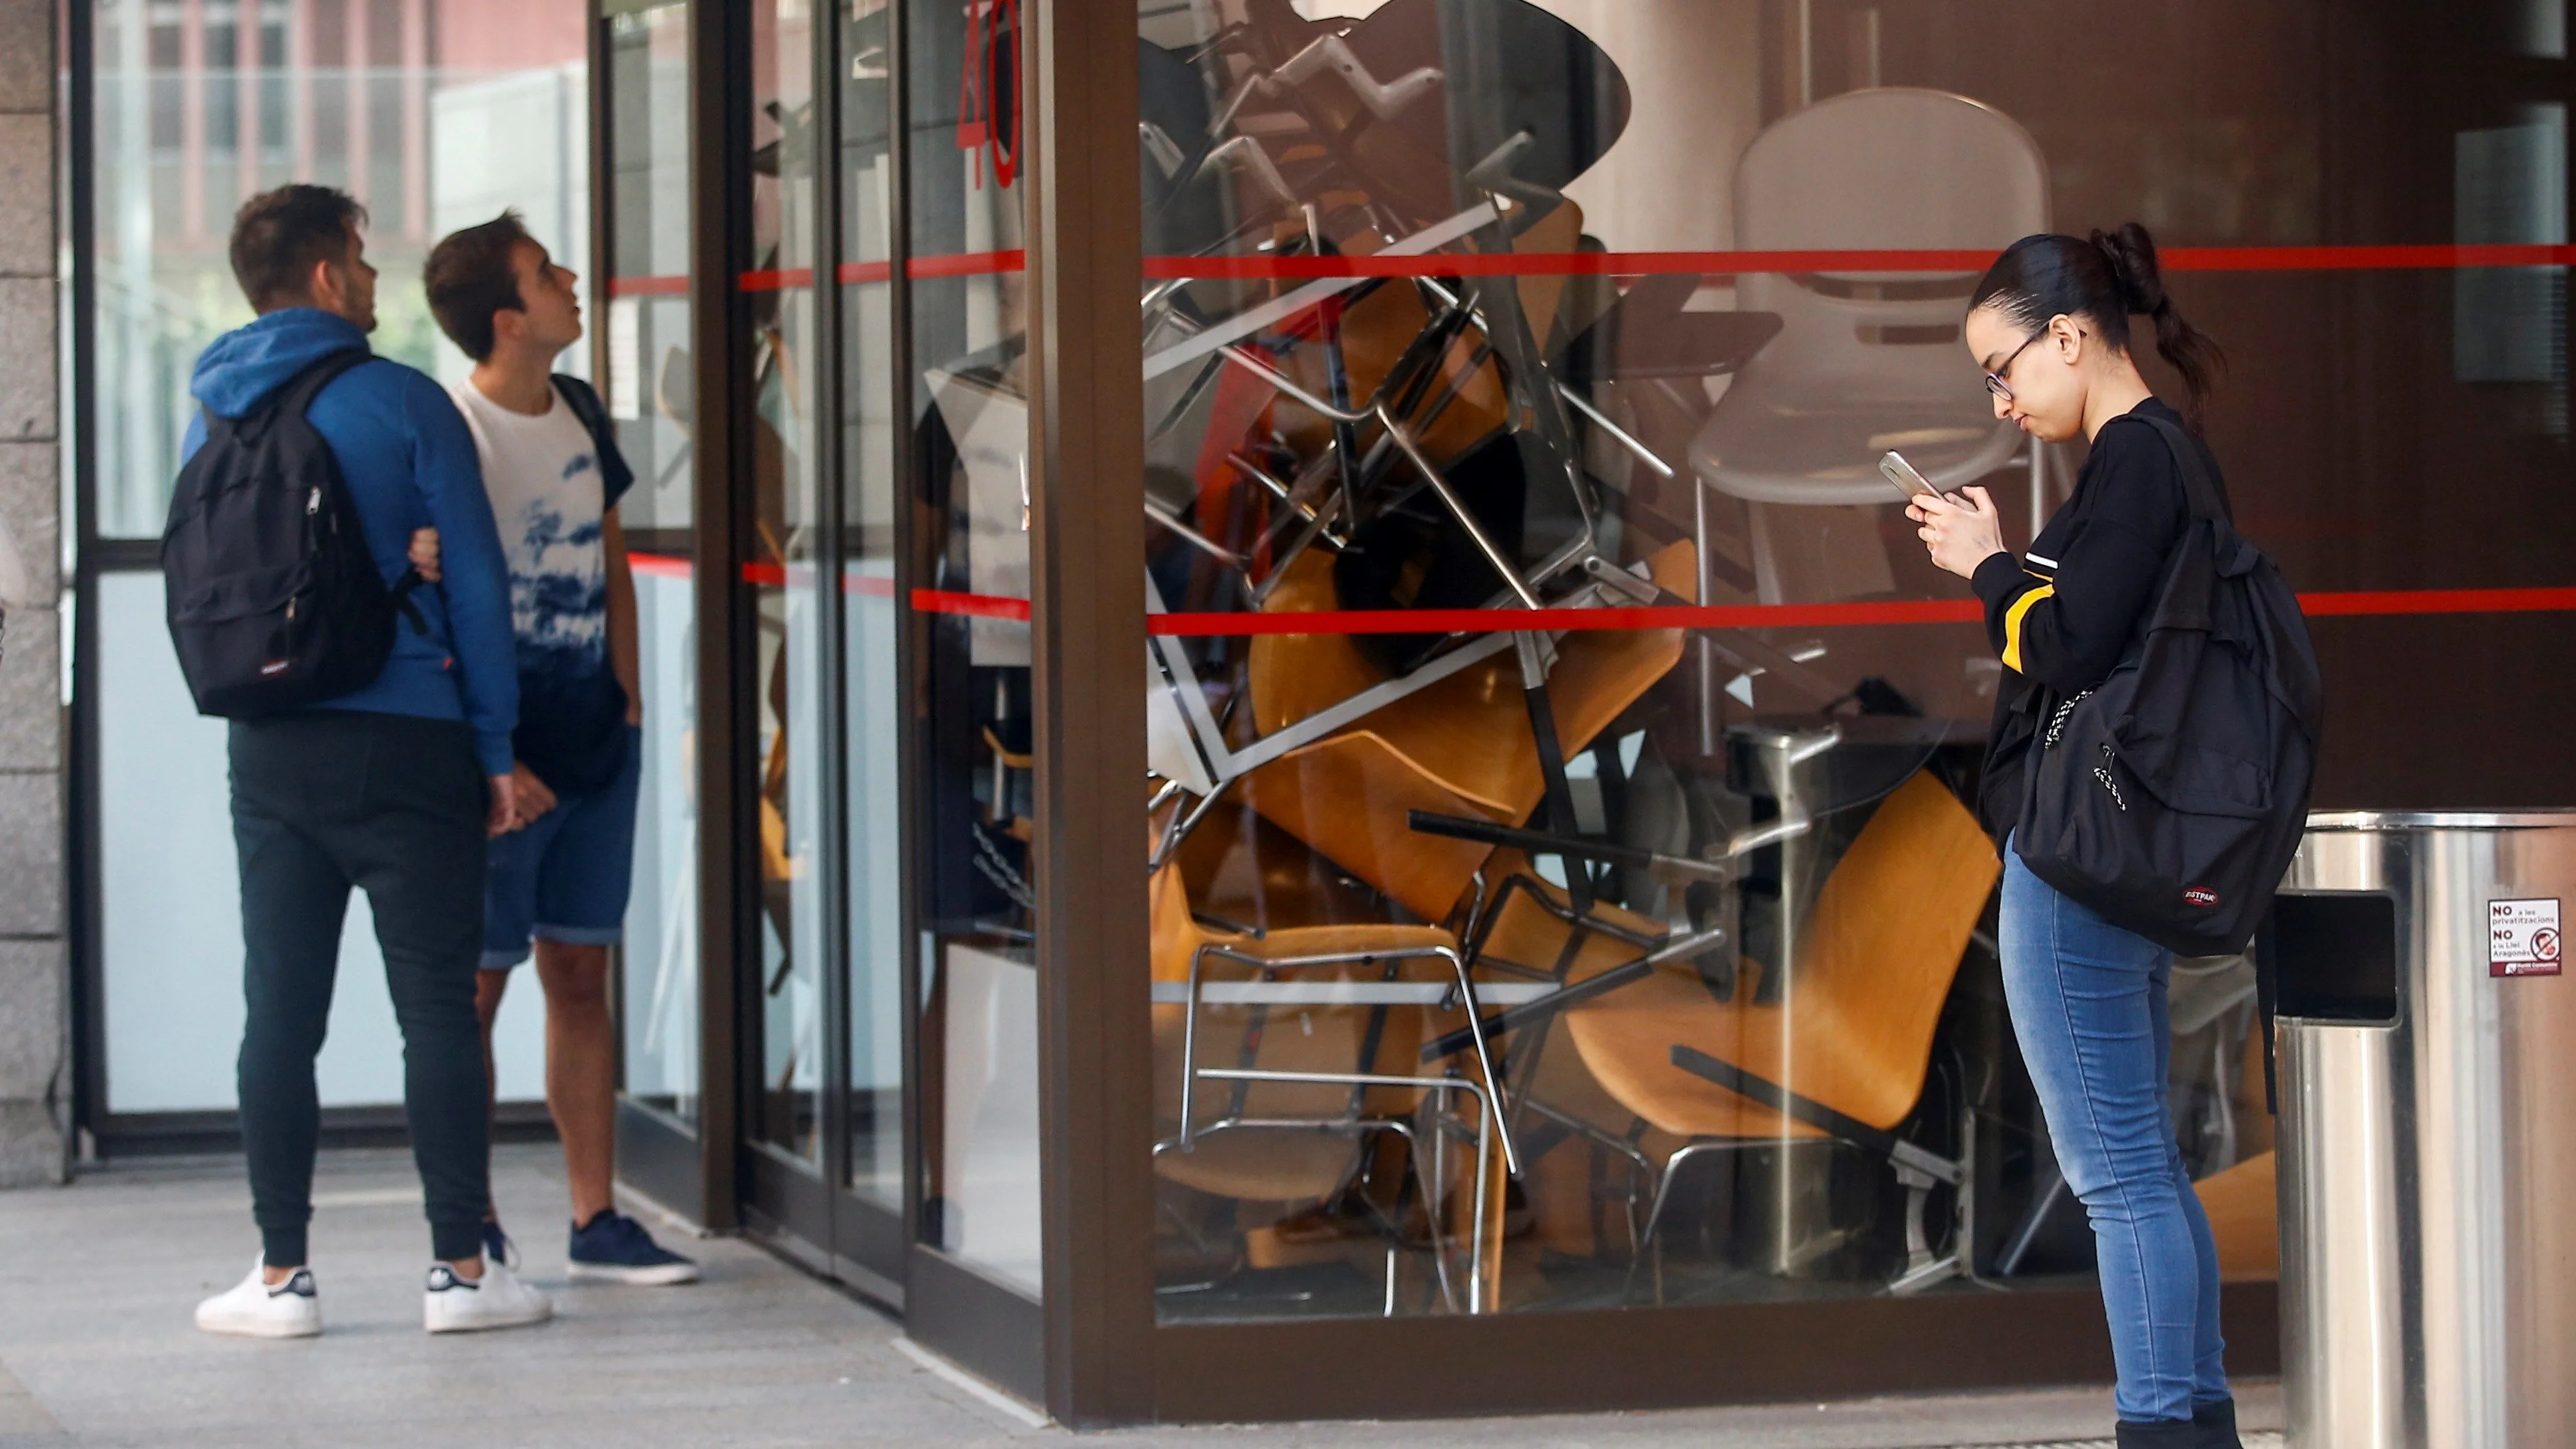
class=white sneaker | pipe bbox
[195,1259,322,1339]
[422,1257,553,1334]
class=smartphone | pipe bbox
[1879,450,1937,501]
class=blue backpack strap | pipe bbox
[551,373,636,510]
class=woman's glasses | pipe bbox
[1981,329,2047,402]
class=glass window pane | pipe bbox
[745,0,831,1171]
[842,0,904,1210]
[907,0,1041,1296]
[608,0,703,1127]
[85,0,593,1115]
[1122,0,2441,1323]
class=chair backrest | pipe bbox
[1728,88,2048,404]
[1784,769,2000,1127]
[1148,862,1370,1117]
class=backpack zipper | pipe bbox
[289,485,319,627]
[2092,742,2128,812]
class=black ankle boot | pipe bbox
[2193,1396,2243,1449]
[2113,1418,2201,1448]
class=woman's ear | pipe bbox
[2050,312,2085,363]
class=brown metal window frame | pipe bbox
[1010,0,2276,1427]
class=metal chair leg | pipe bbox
[1887,1159,1962,1295]
[1996,1161,2067,1278]
[1622,1139,1752,1304]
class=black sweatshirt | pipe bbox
[1969,396,2228,840]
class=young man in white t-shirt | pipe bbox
[422,212,696,1285]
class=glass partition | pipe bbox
[744,0,830,1172]
[83,0,591,1121]
[1104,0,2545,1323]
[606,0,703,1126]
[840,0,905,1211]
[905,0,1042,1295]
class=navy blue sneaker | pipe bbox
[568,1210,700,1286]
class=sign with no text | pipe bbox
[2489,898,2563,978]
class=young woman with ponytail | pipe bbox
[1908,224,2245,1449]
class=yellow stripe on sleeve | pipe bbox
[2000,583,2055,674]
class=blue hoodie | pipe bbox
[183,309,518,776]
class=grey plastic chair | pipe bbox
[1690,88,2049,601]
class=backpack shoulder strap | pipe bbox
[215,348,372,447]
[275,348,375,418]
[552,373,636,507]
[2133,412,2233,527]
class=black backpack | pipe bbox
[2012,414,2323,956]
[163,350,423,719]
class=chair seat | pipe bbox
[1561,961,1836,1142]
[1692,396,2018,506]
[1558,771,2001,1140]
[1226,922,1458,962]
[1156,1130,1366,1203]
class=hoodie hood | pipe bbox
[189,307,372,419]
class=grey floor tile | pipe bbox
[0,1146,2283,1448]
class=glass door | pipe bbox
[836,0,909,1253]
[737,0,910,1292]
[896,0,1046,1397]
[738,0,834,1248]
[599,0,1036,1368]
[605,0,710,1218]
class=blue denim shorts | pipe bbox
[481,726,642,970]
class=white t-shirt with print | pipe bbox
[449,378,612,681]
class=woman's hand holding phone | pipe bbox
[1910,486,2007,580]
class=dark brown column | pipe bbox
[1022,0,1153,1426]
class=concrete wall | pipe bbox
[0,0,65,1188]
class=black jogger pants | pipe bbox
[229,711,491,1266]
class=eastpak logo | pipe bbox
[2182,886,2220,908]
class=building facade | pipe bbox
[30,0,2576,1427]
[1,0,65,1191]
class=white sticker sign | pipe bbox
[605,297,641,422]
[2489,898,2562,978]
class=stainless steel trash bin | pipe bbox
[2276,811,2576,1449]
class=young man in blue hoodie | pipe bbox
[185,185,552,1338]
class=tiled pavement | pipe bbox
[0,1145,2283,1448]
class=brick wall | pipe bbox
[0,0,66,1188]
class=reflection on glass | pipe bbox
[749,0,830,1168]
[82,0,609,1108]
[1130,0,2276,1322]
[842,0,905,1208]
[91,0,594,535]
[907,0,1042,1294]
[609,0,702,1126]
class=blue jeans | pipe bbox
[2001,840,2227,1424]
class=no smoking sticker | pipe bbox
[2489,898,2562,978]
